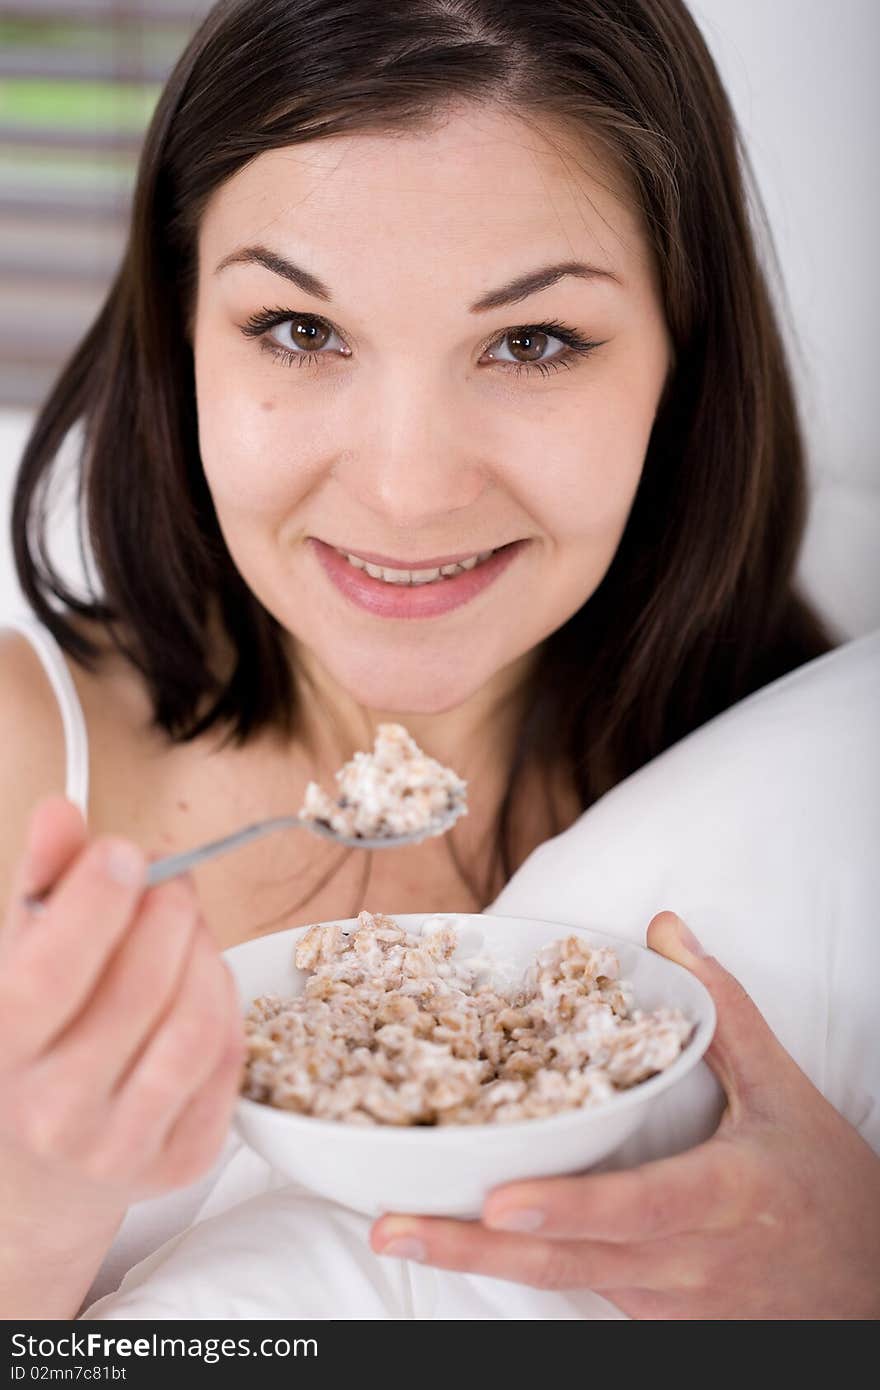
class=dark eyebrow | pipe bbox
[469,260,622,311]
[215,245,622,310]
[215,246,333,300]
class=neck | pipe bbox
[285,635,542,802]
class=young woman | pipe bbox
[1,0,876,1320]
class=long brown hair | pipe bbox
[11,0,837,916]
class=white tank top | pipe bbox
[2,611,90,817]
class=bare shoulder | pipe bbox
[0,623,69,789]
[0,609,139,736]
[0,609,145,814]
[0,609,170,890]
[0,622,74,905]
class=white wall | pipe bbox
[690,0,880,638]
[2,0,878,637]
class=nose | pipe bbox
[334,364,490,527]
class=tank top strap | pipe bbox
[2,612,90,820]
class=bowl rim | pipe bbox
[228,911,717,1142]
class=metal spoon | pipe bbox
[21,797,467,914]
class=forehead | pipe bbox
[198,105,654,292]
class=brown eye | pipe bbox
[288,318,332,351]
[505,329,551,363]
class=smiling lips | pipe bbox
[333,546,500,585]
[308,537,527,617]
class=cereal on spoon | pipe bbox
[242,911,694,1127]
[271,725,692,1126]
[299,722,468,840]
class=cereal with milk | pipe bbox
[241,910,693,1126]
[298,723,468,839]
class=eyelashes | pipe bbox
[239,307,605,380]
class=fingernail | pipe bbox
[675,917,706,958]
[484,1207,544,1233]
[378,1236,426,1261]
[105,841,144,886]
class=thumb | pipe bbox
[2,794,88,951]
[646,909,789,1117]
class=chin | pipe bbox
[324,653,484,718]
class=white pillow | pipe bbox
[490,626,880,1161]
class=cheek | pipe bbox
[194,352,318,515]
[515,391,650,546]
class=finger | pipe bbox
[102,931,239,1169]
[369,1215,699,1293]
[2,795,87,954]
[482,1136,758,1242]
[142,1027,246,1195]
[0,836,147,1063]
[646,910,794,1115]
[30,877,201,1093]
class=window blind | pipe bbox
[0,0,212,409]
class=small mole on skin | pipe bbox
[177,799,189,812]
[261,400,276,413]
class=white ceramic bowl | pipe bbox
[224,913,715,1218]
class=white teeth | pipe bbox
[338,547,499,584]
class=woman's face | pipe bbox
[193,105,673,717]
